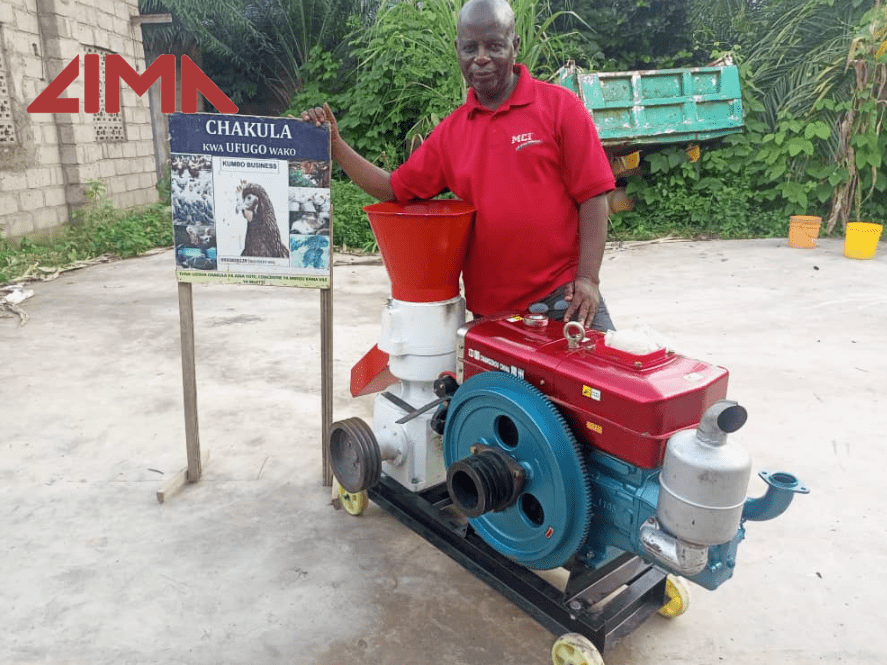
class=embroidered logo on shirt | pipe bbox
[511,132,542,151]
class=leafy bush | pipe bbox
[286,0,582,168]
[330,179,378,252]
[0,181,172,285]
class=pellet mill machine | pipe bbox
[328,200,808,665]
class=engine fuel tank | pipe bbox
[458,316,729,468]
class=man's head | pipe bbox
[456,0,520,109]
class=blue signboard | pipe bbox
[168,113,332,288]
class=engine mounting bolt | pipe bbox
[569,600,582,611]
[634,361,642,368]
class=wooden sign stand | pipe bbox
[157,275,335,503]
[158,114,335,503]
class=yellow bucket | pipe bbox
[844,222,883,260]
[788,215,822,249]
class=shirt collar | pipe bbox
[465,63,534,118]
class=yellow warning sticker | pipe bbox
[507,316,524,322]
[582,385,602,401]
[586,421,603,434]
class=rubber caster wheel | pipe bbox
[551,632,604,665]
[338,486,369,516]
[658,574,691,618]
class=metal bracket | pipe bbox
[367,476,668,653]
[381,391,449,425]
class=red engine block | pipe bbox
[457,316,729,469]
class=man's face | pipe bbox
[456,12,520,107]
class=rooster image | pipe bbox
[236,182,290,258]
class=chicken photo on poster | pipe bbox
[288,184,331,271]
[170,154,217,270]
[213,159,290,269]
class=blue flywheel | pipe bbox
[443,371,593,569]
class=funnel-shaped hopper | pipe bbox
[364,200,476,302]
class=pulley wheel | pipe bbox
[328,417,381,493]
[443,372,593,570]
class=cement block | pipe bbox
[6,32,40,69]
[19,188,45,212]
[103,142,124,160]
[139,173,156,190]
[35,146,61,167]
[59,145,78,165]
[113,2,134,20]
[42,187,67,208]
[98,159,115,178]
[107,34,125,56]
[38,124,61,147]
[64,124,92,145]
[0,192,21,215]
[12,7,41,35]
[70,21,95,47]
[23,56,46,81]
[33,205,66,233]
[0,171,28,190]
[0,209,35,237]
[26,167,53,189]
[57,124,76,145]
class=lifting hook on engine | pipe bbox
[564,321,586,349]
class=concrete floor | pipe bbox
[2,236,885,665]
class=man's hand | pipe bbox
[296,103,340,143]
[563,276,601,329]
[292,102,394,201]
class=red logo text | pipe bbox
[27,54,238,114]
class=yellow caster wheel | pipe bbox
[338,486,369,516]
[658,574,691,618]
[551,632,604,665]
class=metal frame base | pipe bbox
[368,476,668,653]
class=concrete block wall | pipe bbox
[1,0,158,239]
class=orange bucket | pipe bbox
[788,216,822,249]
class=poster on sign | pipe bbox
[168,113,331,288]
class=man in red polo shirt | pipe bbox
[301,0,616,330]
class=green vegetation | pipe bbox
[7,0,883,283]
[331,180,378,253]
[280,0,886,240]
[0,181,172,285]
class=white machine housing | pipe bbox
[373,296,465,491]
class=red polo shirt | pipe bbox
[390,63,614,315]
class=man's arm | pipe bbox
[563,193,609,328]
[301,103,395,201]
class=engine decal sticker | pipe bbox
[582,385,602,401]
[682,371,704,382]
[467,348,525,380]
[506,315,523,322]
[586,421,603,434]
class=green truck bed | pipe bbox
[558,62,744,148]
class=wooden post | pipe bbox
[178,281,202,482]
[320,286,334,487]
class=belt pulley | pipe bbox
[443,371,593,569]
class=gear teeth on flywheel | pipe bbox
[443,371,594,569]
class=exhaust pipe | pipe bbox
[742,470,809,522]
